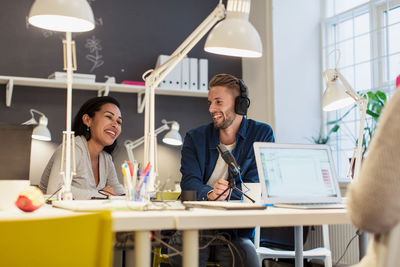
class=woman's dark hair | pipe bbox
[72,96,121,154]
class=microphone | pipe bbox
[217,144,240,175]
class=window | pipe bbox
[322,0,400,180]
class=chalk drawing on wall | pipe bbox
[85,35,104,72]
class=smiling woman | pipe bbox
[39,96,125,200]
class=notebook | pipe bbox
[52,200,187,211]
[183,200,267,210]
[253,142,345,209]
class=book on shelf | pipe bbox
[48,72,96,83]
[122,81,146,86]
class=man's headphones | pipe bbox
[235,79,250,115]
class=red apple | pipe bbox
[15,186,45,212]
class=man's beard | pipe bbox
[213,112,236,129]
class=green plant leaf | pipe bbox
[327,105,356,125]
[375,90,387,105]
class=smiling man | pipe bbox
[169,74,274,267]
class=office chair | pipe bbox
[255,225,332,267]
[377,222,400,267]
[0,211,113,267]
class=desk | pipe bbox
[0,205,349,267]
[112,207,349,267]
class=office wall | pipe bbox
[243,0,322,143]
[243,0,275,129]
[0,0,242,188]
[271,0,322,143]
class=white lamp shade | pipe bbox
[204,18,262,58]
[28,0,95,32]
[323,81,355,111]
[32,125,51,141]
[162,130,183,146]
[32,116,51,141]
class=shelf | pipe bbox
[0,75,208,112]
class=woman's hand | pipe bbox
[101,185,116,196]
[207,179,229,201]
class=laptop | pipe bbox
[253,142,345,209]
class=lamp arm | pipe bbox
[30,109,46,118]
[143,3,225,90]
[124,123,170,163]
[143,2,225,193]
[353,97,368,180]
[336,70,362,102]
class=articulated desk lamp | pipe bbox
[323,49,370,259]
[124,120,183,176]
[141,0,262,193]
[22,109,52,141]
[28,0,95,200]
[322,50,368,181]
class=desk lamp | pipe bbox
[22,109,51,141]
[322,50,368,180]
[142,0,262,193]
[124,119,182,169]
[28,0,95,200]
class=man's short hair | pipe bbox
[209,73,240,96]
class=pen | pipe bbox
[122,163,134,201]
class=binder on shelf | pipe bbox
[181,57,190,90]
[156,55,181,90]
[189,58,198,90]
[199,59,208,91]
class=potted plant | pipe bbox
[311,124,340,144]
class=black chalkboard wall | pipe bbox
[0,0,241,186]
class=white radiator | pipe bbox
[305,224,360,265]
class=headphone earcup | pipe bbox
[235,79,250,115]
[235,96,250,115]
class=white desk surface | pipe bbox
[0,205,350,231]
[112,206,350,231]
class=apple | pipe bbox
[15,186,45,212]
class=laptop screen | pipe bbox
[254,143,341,204]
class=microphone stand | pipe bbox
[214,170,255,203]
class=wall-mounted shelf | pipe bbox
[0,75,208,113]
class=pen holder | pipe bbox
[135,183,150,202]
[123,180,135,201]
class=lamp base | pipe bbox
[58,188,73,201]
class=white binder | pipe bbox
[156,55,182,89]
[181,57,190,90]
[199,58,208,91]
[189,57,198,90]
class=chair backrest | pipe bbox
[0,211,113,267]
[0,123,33,180]
[257,226,311,250]
[377,222,400,267]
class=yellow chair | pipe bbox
[0,211,113,267]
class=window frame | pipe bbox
[321,0,400,181]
